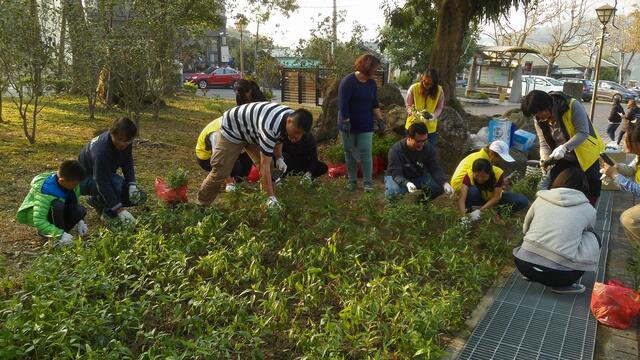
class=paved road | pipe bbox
[196,87,281,101]
[463,100,616,142]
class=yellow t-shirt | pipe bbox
[450,148,491,191]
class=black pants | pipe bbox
[548,159,601,204]
[282,153,328,179]
[48,200,86,232]
[514,257,584,288]
[606,123,620,142]
[197,152,253,179]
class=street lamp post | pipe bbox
[589,4,616,121]
[234,15,248,79]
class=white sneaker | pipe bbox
[225,183,236,192]
[551,283,585,295]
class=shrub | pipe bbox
[325,142,345,163]
[182,82,198,97]
[372,134,398,157]
[510,172,542,201]
[396,71,413,89]
[166,167,188,189]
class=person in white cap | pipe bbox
[457,158,529,222]
[450,140,515,192]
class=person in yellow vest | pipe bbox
[195,117,252,192]
[601,124,640,247]
[405,68,444,145]
[457,158,529,222]
[522,90,605,206]
[450,140,515,192]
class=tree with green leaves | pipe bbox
[385,0,531,104]
[0,0,58,144]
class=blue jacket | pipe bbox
[337,73,379,133]
[78,131,135,210]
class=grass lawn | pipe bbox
[0,95,526,358]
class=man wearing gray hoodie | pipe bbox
[513,167,601,294]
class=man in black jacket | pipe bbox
[384,122,454,199]
[78,117,145,222]
[280,133,328,181]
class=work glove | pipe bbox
[266,196,281,209]
[276,157,287,173]
[76,220,89,236]
[225,183,237,192]
[128,183,143,204]
[443,182,454,196]
[549,144,567,160]
[117,209,136,223]
[469,209,482,221]
[406,182,418,193]
[340,118,351,133]
[599,168,611,186]
[55,232,74,247]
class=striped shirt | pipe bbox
[221,102,293,156]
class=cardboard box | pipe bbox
[512,129,537,153]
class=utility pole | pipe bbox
[331,0,337,62]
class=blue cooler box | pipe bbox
[512,129,537,152]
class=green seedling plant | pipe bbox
[0,179,524,359]
[165,167,188,189]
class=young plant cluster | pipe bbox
[165,167,188,189]
[0,181,522,359]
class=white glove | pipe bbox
[225,183,236,192]
[549,144,567,160]
[76,220,89,236]
[56,232,74,247]
[266,196,281,209]
[460,217,471,227]
[117,209,136,223]
[276,157,287,173]
[469,209,482,221]
[406,182,418,193]
[128,183,141,202]
[443,182,454,196]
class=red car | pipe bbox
[186,66,241,89]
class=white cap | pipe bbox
[489,140,515,162]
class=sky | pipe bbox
[225,0,405,48]
[226,0,637,49]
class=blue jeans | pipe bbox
[341,131,373,186]
[465,186,528,213]
[80,174,132,218]
[384,174,444,199]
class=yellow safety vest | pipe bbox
[450,148,491,191]
[195,117,222,160]
[635,158,640,183]
[405,84,443,133]
[561,99,605,171]
[466,165,504,201]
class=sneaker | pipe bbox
[551,283,585,295]
[225,183,237,192]
[346,182,356,191]
[364,184,374,192]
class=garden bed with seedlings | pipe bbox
[0,95,533,358]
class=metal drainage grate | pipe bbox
[457,191,613,360]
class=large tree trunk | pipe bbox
[430,0,474,104]
[66,0,87,94]
[545,58,555,77]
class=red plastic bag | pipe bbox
[154,177,188,204]
[248,165,260,182]
[590,280,640,329]
[328,162,347,178]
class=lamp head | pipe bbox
[595,4,616,26]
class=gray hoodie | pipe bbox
[516,188,600,272]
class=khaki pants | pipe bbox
[621,203,640,247]
[197,135,261,206]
